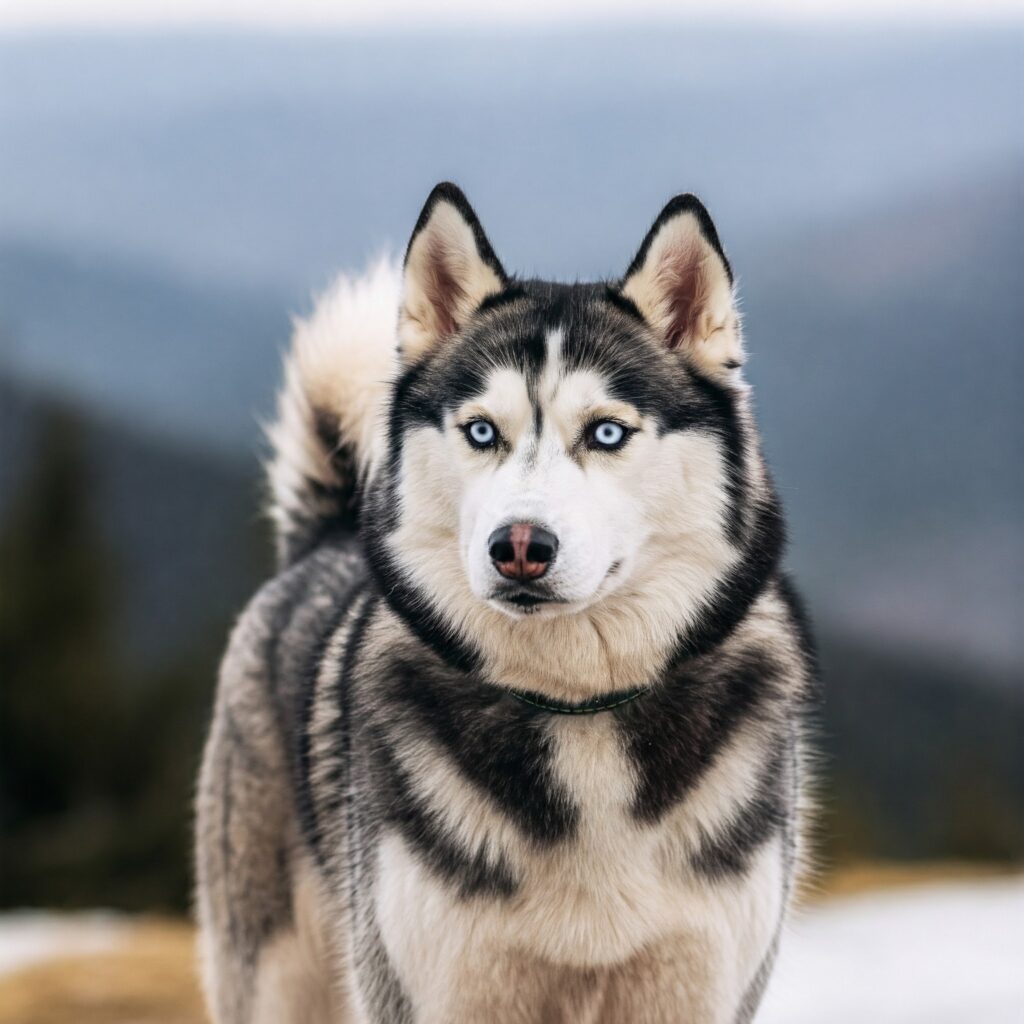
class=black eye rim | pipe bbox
[583,418,635,452]
[462,417,500,450]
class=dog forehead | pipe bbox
[461,359,614,426]
[462,367,532,428]
[545,367,616,418]
[471,284,630,366]
[407,284,679,431]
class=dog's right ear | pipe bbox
[399,183,507,363]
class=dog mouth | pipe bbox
[487,560,627,617]
[504,592,551,609]
[490,585,567,615]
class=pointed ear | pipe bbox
[620,194,742,378]
[398,182,507,363]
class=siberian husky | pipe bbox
[195,183,815,1023]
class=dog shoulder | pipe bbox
[211,540,367,761]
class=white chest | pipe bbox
[370,716,787,1020]
[376,718,692,965]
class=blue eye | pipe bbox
[465,419,497,448]
[588,420,628,450]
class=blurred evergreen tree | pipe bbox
[0,407,124,851]
[0,407,126,905]
[0,403,216,909]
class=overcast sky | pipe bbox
[2,0,1022,31]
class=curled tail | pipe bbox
[266,257,400,568]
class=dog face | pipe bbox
[381,183,751,638]
[452,336,651,615]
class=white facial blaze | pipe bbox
[537,325,564,407]
[461,403,637,610]
[454,334,653,614]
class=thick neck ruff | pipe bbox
[505,684,650,715]
[363,482,787,691]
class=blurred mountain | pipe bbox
[741,163,1024,673]
[0,242,289,453]
[0,28,1021,291]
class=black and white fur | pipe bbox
[195,183,815,1023]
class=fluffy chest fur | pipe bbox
[324,591,804,984]
[380,715,674,965]
[357,658,796,1024]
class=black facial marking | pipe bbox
[669,491,786,664]
[680,373,748,545]
[521,327,549,378]
[601,285,647,325]
[477,285,528,315]
[523,325,549,445]
[362,511,480,674]
[391,357,445,433]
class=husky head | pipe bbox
[366,183,781,695]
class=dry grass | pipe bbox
[806,859,1015,901]
[0,919,205,1024]
[0,861,1015,1023]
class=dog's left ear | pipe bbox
[620,195,742,378]
[399,182,507,363]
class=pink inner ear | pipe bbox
[657,243,702,350]
[424,237,465,340]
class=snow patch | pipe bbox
[0,877,1020,1021]
[0,911,130,976]
[759,876,1024,1023]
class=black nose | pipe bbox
[488,523,558,581]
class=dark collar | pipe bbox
[505,685,649,715]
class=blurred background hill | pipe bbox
[1,24,1022,911]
